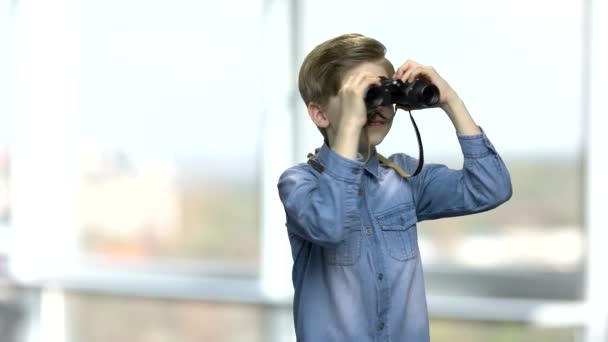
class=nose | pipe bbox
[367,107,385,116]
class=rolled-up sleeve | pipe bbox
[396,128,512,221]
[277,148,364,246]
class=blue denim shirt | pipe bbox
[277,129,512,342]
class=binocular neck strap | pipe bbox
[377,110,424,178]
[307,111,424,178]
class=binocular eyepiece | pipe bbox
[365,77,440,111]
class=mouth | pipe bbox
[366,121,386,128]
[366,111,388,128]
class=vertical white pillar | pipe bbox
[259,1,298,342]
[584,0,608,341]
[0,0,17,254]
[39,287,67,342]
[10,0,80,282]
[10,1,79,341]
[259,0,296,303]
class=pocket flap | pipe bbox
[376,206,417,231]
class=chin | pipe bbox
[368,131,388,146]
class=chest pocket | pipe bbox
[375,204,419,261]
[323,228,361,266]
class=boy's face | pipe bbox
[324,61,395,150]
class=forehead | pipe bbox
[342,61,390,80]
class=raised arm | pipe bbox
[396,131,512,221]
[392,60,512,220]
[277,150,364,246]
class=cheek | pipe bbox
[382,106,396,118]
[383,121,393,133]
[387,114,396,124]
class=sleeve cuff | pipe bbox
[323,148,365,183]
[457,127,498,158]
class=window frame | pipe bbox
[4,0,607,342]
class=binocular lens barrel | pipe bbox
[420,84,440,106]
[364,79,440,110]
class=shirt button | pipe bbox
[378,322,385,330]
[365,228,373,235]
[358,189,364,196]
[377,273,384,280]
[351,168,361,175]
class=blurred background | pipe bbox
[0,0,607,341]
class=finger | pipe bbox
[340,74,357,90]
[394,60,414,79]
[341,74,374,95]
[411,65,441,85]
[368,75,382,87]
[338,74,374,99]
[356,74,382,92]
[393,60,418,79]
[357,73,382,83]
[401,65,424,83]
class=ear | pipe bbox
[307,102,330,128]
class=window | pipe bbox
[298,0,584,300]
[5,0,605,341]
[74,0,264,276]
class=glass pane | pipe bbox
[0,145,8,257]
[67,293,264,342]
[0,4,16,257]
[430,319,578,342]
[417,158,582,270]
[391,0,585,276]
[76,0,263,275]
[300,0,584,279]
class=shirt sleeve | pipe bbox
[277,148,364,246]
[394,128,513,221]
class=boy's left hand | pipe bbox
[392,59,460,111]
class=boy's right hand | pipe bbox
[331,73,381,160]
[335,73,382,130]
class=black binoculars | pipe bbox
[365,77,440,111]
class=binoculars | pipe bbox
[365,77,439,111]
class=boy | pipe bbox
[277,33,512,342]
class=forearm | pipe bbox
[441,96,481,136]
[409,131,512,221]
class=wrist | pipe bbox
[337,120,363,136]
[441,99,481,135]
[332,124,362,161]
[440,94,464,115]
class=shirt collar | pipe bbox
[316,143,380,178]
